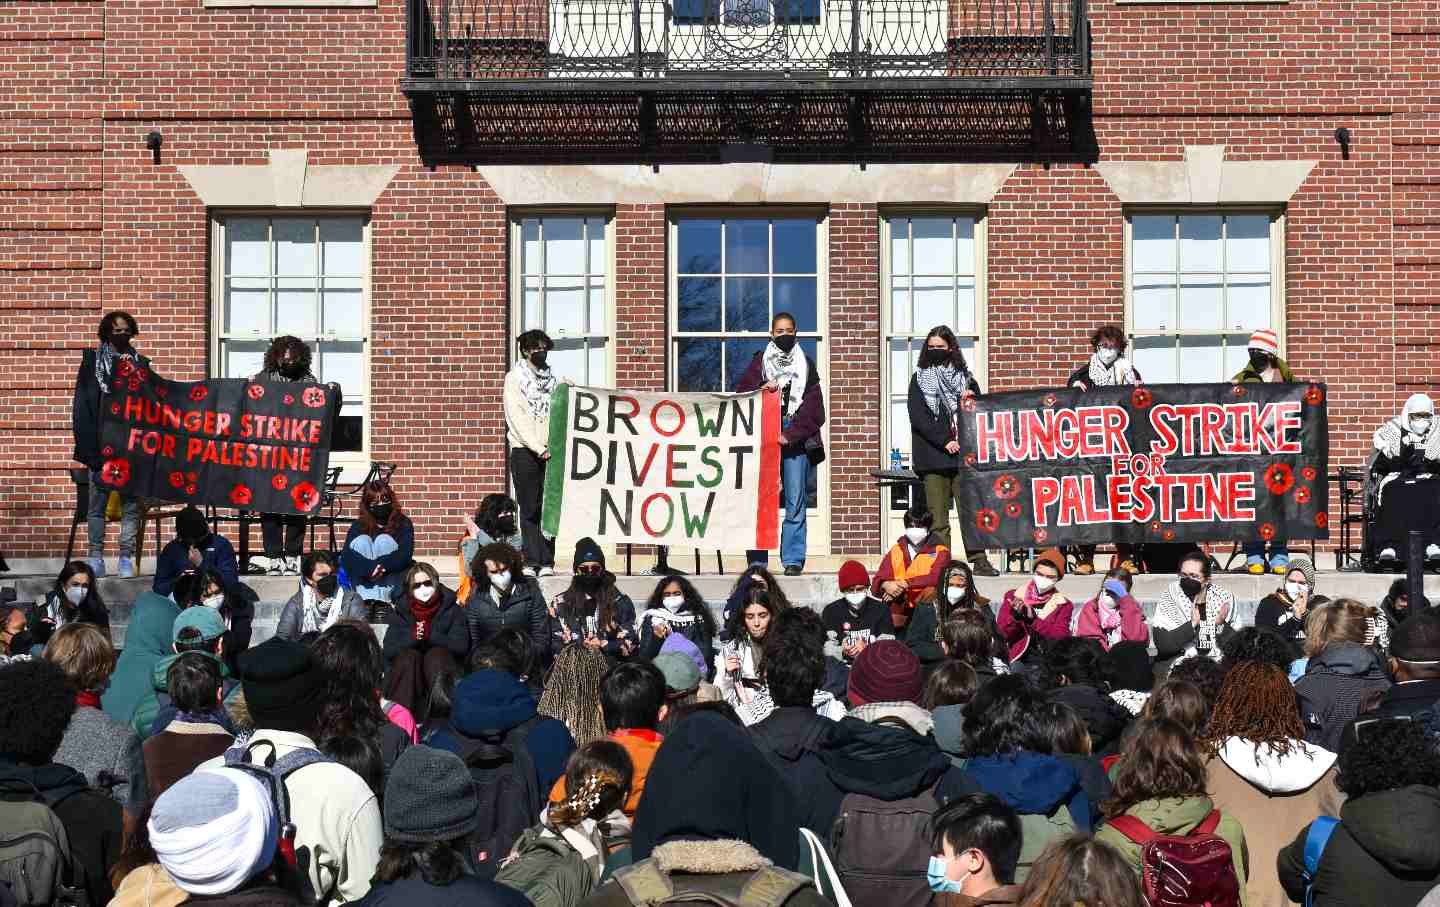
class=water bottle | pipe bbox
[889,447,903,472]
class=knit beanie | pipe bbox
[383,745,480,843]
[235,637,325,734]
[1287,556,1316,589]
[654,652,702,697]
[837,560,869,591]
[148,769,277,896]
[848,639,923,706]
[573,537,605,571]
[1034,548,1066,579]
[1248,328,1280,356]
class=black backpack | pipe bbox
[0,781,87,907]
[462,715,545,879]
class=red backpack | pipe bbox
[1107,810,1241,907]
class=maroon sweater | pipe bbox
[735,350,826,452]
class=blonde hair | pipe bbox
[1304,598,1375,658]
[43,623,116,692]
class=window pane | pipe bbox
[1227,216,1270,272]
[1178,276,1223,330]
[1178,334,1223,382]
[725,339,767,391]
[954,278,977,334]
[774,277,817,332]
[1131,216,1175,273]
[726,219,769,273]
[890,281,911,334]
[913,277,953,335]
[677,219,721,274]
[1227,277,1270,332]
[587,218,607,275]
[225,278,270,335]
[546,283,586,335]
[221,340,267,380]
[318,340,364,398]
[523,277,541,330]
[521,219,541,274]
[273,220,317,275]
[891,400,910,457]
[725,276,770,332]
[547,340,587,384]
[1132,336,1176,383]
[1179,215,1222,272]
[1223,336,1251,378]
[226,219,269,276]
[890,221,910,276]
[588,282,606,333]
[773,220,817,274]
[954,337,977,376]
[322,277,363,335]
[676,339,721,391]
[332,407,364,453]
[677,277,721,331]
[955,219,976,275]
[544,218,586,276]
[276,277,318,336]
[1132,276,1177,331]
[889,339,914,394]
[912,218,954,275]
[319,218,363,276]
[588,341,607,385]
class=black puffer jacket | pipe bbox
[1279,785,1440,907]
[464,577,548,656]
[1295,643,1392,752]
[383,587,471,665]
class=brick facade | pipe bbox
[2,0,1435,561]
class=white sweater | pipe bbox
[504,364,551,455]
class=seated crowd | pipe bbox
[6,486,1440,907]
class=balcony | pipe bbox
[403,0,1094,165]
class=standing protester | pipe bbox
[342,481,415,609]
[276,550,367,641]
[73,310,149,578]
[457,493,522,603]
[873,505,952,630]
[383,562,470,715]
[1234,327,1297,574]
[820,559,893,664]
[154,506,240,596]
[29,559,110,646]
[909,325,999,577]
[505,329,559,577]
[997,548,1072,666]
[1151,550,1238,670]
[548,538,637,662]
[253,335,324,575]
[1371,393,1440,567]
[1067,325,1142,576]
[1254,555,1328,662]
[735,312,826,576]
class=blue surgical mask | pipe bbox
[1103,579,1129,600]
[926,856,967,894]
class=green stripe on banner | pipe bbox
[540,384,570,539]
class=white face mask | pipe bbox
[1032,574,1057,593]
[905,527,929,546]
[64,586,87,606]
[946,586,967,604]
[490,570,513,592]
[662,594,685,612]
[1412,417,1433,436]
[413,584,436,602]
[1285,581,1308,599]
[844,590,869,606]
[1097,347,1120,366]
[202,593,226,611]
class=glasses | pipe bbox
[576,564,603,576]
[1180,571,1206,581]
[412,579,435,590]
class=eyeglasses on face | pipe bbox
[576,565,603,576]
[412,579,435,590]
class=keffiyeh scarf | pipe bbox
[517,360,557,423]
[300,584,344,635]
[761,342,808,419]
[1086,352,1139,388]
[917,362,972,421]
[1153,580,1234,658]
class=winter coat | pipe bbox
[131,650,241,739]
[110,865,189,907]
[1339,678,1440,754]
[1070,594,1148,651]
[341,515,416,595]
[637,606,715,680]
[465,576,549,655]
[72,346,151,469]
[747,706,838,827]
[549,584,639,660]
[102,591,180,723]
[581,839,829,907]
[26,591,110,647]
[932,704,965,761]
[1233,357,1297,384]
[52,704,146,813]
[872,533,951,613]
[935,888,1023,907]
[383,589,471,665]
[736,350,826,456]
[820,596,894,657]
[1295,643,1392,752]
[143,715,235,798]
[357,875,531,907]
[1253,592,1331,662]
[153,534,241,595]
[429,668,576,795]
[275,587,369,641]
[1279,785,1440,907]
[905,595,998,672]
[1206,737,1338,907]
[908,372,979,475]
[1096,796,1248,897]
[966,752,1094,878]
[1047,684,1132,756]
[185,882,306,907]
[1059,754,1112,827]
[0,758,124,906]
[996,588,1073,664]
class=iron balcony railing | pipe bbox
[406,0,1090,86]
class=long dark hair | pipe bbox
[357,481,403,536]
[961,674,1050,757]
[311,623,389,745]
[724,587,785,645]
[1103,719,1207,819]
[923,325,970,372]
[643,574,716,638]
[52,560,105,616]
[262,335,313,376]
[934,559,980,624]
[375,840,467,886]
[475,493,518,540]
[559,570,625,636]
[726,567,792,612]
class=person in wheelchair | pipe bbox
[1371,393,1440,567]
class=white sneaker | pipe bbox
[1379,547,1399,561]
[1427,545,1440,560]
[522,566,537,579]
[116,556,136,579]
[538,566,555,578]
[286,556,302,574]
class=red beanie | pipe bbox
[837,560,869,591]
[848,640,923,707]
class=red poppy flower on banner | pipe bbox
[291,481,321,513]
[136,368,149,381]
[185,484,197,496]
[189,385,208,403]
[1042,393,1057,408]
[1004,501,1023,519]
[1295,486,1312,505]
[1264,463,1295,496]
[963,452,977,468]
[1304,384,1325,406]
[961,396,977,413]
[1231,384,1246,397]
[186,471,197,483]
[272,474,289,491]
[247,384,265,401]
[127,377,140,392]
[155,384,168,398]
[976,509,1000,534]
[302,386,327,408]
[1315,512,1330,530]
[1258,522,1277,541]
[1162,529,1176,541]
[100,458,130,488]
[1033,528,1049,545]
[1149,520,1162,534]
[993,474,1021,501]
[101,446,114,458]
[169,471,185,489]
[1131,387,1153,409]
[110,403,120,415]
[1301,466,1318,482]
[230,484,253,507]
[115,359,135,378]
[283,394,295,406]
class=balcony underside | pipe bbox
[404,82,1096,166]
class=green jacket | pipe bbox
[1096,796,1249,904]
[102,593,181,724]
[1232,358,1296,384]
[494,826,599,907]
[129,650,238,738]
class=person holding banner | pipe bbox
[1371,393,1440,568]
[505,329,559,577]
[996,548,1072,665]
[735,312,825,576]
[871,505,952,630]
[1066,325,1142,576]
[252,335,322,576]
[1234,328,1298,575]
[72,310,150,579]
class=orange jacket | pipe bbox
[548,728,663,817]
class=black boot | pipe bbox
[968,553,1000,577]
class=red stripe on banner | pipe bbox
[755,389,782,550]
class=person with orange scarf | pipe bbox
[871,506,951,631]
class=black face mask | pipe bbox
[772,334,798,354]
[109,330,133,351]
[315,574,340,598]
[368,503,393,523]
[576,574,602,593]
[495,516,517,536]
[1248,351,1271,371]
[6,631,34,658]
[918,349,950,369]
[529,351,548,369]
[1178,576,1204,598]
[280,362,307,380]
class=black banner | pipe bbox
[94,360,338,516]
[957,381,1330,550]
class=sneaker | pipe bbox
[116,556,136,579]
[783,564,803,577]
[268,557,286,575]
[1379,547,1400,563]
[1073,561,1095,576]
[1246,556,1266,575]
[87,557,107,578]
[1118,559,1141,575]
[1271,562,1290,576]
[522,566,537,579]
[538,566,555,578]
[1427,545,1440,561]
[969,554,1000,577]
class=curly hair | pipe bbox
[1018,835,1146,907]
[1043,636,1114,692]
[98,310,140,343]
[1104,719,1207,819]
[1202,661,1307,758]
[0,660,77,764]
[262,335,313,376]
[642,574,717,640]
[1166,656,1227,715]
[761,608,827,708]
[470,541,524,588]
[1337,718,1440,799]
[1088,324,1128,354]
[1220,626,1296,673]
[474,493,518,540]
[962,674,1051,757]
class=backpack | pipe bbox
[223,740,335,871]
[828,784,939,907]
[0,782,87,907]
[1301,817,1340,907]
[1107,810,1241,907]
[494,825,600,907]
[462,715,545,879]
[613,859,810,906]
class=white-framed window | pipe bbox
[1126,211,1285,382]
[211,213,370,459]
[511,213,613,386]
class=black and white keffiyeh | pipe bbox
[1153,580,1235,660]
[1085,352,1139,388]
[516,359,557,423]
[94,343,139,395]
[916,362,972,420]
[761,342,808,419]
